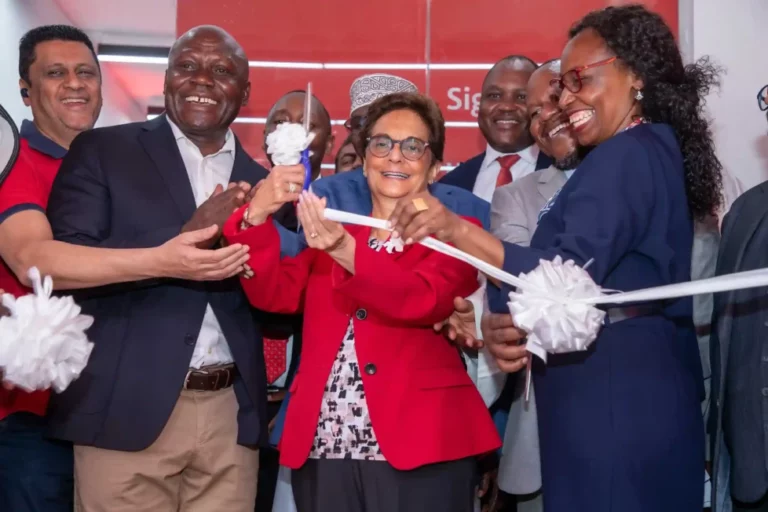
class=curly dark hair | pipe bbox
[353,92,445,163]
[570,4,723,220]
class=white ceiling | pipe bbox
[55,0,176,43]
[54,0,177,112]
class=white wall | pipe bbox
[0,0,144,130]
[682,0,768,207]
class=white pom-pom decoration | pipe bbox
[0,267,94,393]
[265,123,315,165]
[507,256,605,362]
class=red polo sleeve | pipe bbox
[0,153,47,224]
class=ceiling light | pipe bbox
[99,45,501,70]
[147,114,477,127]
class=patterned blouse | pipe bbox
[308,236,402,461]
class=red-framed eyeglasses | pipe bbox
[550,56,618,93]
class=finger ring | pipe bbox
[412,197,429,212]
[310,232,318,239]
[288,183,297,194]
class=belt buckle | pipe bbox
[184,368,194,389]
[184,367,209,389]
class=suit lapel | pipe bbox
[721,185,768,276]
[536,166,565,202]
[230,137,262,185]
[138,115,197,220]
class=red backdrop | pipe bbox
[176,0,678,174]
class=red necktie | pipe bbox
[263,337,287,384]
[496,154,520,188]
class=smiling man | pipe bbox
[44,25,279,511]
[440,55,552,202]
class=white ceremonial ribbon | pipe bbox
[0,267,94,392]
[323,208,768,362]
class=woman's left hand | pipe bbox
[388,191,464,244]
[297,191,350,254]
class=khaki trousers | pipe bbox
[74,387,258,512]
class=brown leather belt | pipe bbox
[184,364,238,391]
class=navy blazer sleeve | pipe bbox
[500,137,656,285]
[49,132,180,249]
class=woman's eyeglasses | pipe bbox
[366,135,429,161]
[758,85,768,112]
[344,115,367,132]
[550,56,618,93]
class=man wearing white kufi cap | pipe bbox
[344,73,418,132]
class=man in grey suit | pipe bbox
[485,60,586,512]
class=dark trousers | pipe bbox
[292,457,477,512]
[256,399,283,511]
[0,412,74,512]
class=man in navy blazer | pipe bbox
[440,56,551,199]
[46,26,278,512]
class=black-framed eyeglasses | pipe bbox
[758,85,768,112]
[366,135,429,161]
[550,56,618,93]
[344,115,367,132]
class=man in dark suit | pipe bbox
[46,25,275,512]
[440,55,551,201]
[710,94,768,511]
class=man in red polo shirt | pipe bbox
[0,25,252,512]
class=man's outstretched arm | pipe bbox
[0,210,249,290]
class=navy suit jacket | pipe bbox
[46,116,272,451]
[439,149,552,192]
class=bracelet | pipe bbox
[240,208,255,231]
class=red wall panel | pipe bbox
[176,0,678,174]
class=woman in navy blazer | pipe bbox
[388,6,723,512]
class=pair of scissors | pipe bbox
[300,82,313,191]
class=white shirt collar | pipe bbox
[166,116,235,156]
[481,143,539,169]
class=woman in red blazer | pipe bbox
[223,92,500,512]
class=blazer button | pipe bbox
[364,363,377,376]
[355,308,367,321]
[763,388,768,398]
[184,334,195,346]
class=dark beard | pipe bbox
[553,145,592,171]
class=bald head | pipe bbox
[170,25,248,70]
[164,25,251,154]
[538,58,561,74]
[482,55,537,88]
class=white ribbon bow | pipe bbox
[321,207,768,362]
[0,268,94,392]
[265,123,315,166]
